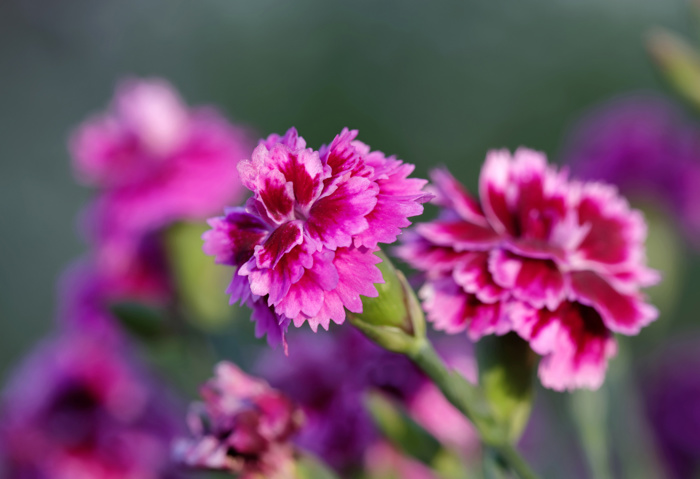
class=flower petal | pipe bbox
[255,221,304,270]
[452,252,505,303]
[415,220,500,252]
[420,277,509,340]
[203,208,269,267]
[306,176,378,250]
[489,249,567,310]
[570,270,658,335]
[510,301,617,391]
[429,168,488,226]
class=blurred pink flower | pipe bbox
[0,333,182,479]
[174,362,303,479]
[364,441,438,479]
[396,150,659,391]
[203,127,430,348]
[70,78,252,304]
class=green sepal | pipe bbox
[348,250,425,354]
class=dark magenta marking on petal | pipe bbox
[257,221,304,269]
[570,270,654,334]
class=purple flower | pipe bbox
[396,151,659,391]
[70,78,252,304]
[256,329,478,472]
[0,333,182,479]
[174,362,303,479]
[644,338,700,478]
[561,93,700,244]
[203,127,430,347]
[57,258,121,337]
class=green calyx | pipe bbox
[347,250,425,354]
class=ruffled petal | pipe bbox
[353,157,430,249]
[510,301,617,391]
[203,208,269,267]
[479,149,516,235]
[275,250,339,322]
[573,182,650,270]
[306,176,378,250]
[489,249,567,310]
[254,220,304,270]
[429,168,488,226]
[250,300,291,352]
[420,277,509,340]
[393,231,465,274]
[260,127,307,151]
[415,220,500,252]
[570,270,658,335]
[452,251,505,303]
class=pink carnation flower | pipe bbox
[396,149,659,391]
[174,362,303,479]
[70,78,252,304]
[203,127,430,348]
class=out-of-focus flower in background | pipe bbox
[396,152,659,391]
[70,78,253,306]
[0,333,182,479]
[203,127,430,348]
[561,93,700,245]
[364,441,438,479]
[257,328,478,474]
[174,361,302,479]
[644,337,700,479]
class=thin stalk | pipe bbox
[407,338,539,479]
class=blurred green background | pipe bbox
[0,0,694,382]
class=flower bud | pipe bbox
[348,250,425,354]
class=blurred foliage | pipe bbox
[366,391,443,466]
[165,221,239,331]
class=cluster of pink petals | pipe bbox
[203,127,430,348]
[174,361,303,479]
[70,78,252,304]
[396,149,659,391]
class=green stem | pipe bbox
[407,338,539,479]
[493,444,539,479]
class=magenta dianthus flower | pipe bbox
[174,362,303,479]
[396,149,659,391]
[70,78,252,304]
[203,127,430,347]
[0,333,183,479]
